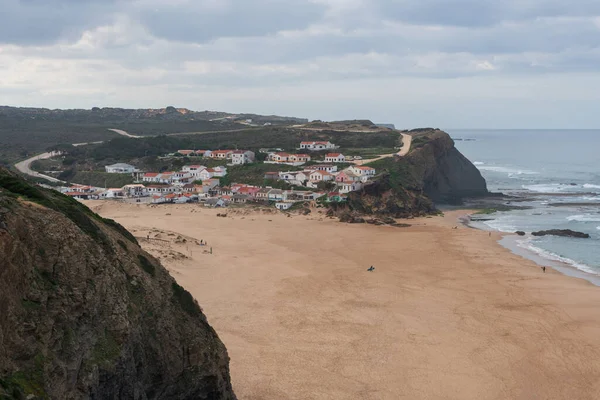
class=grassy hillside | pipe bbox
[81,127,401,162]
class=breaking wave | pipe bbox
[522,183,569,193]
[515,237,598,276]
[566,214,600,223]
[478,165,538,175]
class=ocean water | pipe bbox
[450,129,600,279]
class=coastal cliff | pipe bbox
[407,129,488,204]
[0,169,236,399]
[330,129,487,218]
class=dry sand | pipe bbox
[87,201,600,400]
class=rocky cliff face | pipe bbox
[407,129,488,204]
[329,129,487,218]
[0,169,236,400]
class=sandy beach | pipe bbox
[86,201,600,400]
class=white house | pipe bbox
[288,154,311,163]
[338,181,363,194]
[349,165,376,177]
[299,141,337,151]
[146,185,177,194]
[204,198,226,208]
[268,152,290,162]
[275,202,294,211]
[211,150,234,160]
[267,189,284,201]
[325,153,346,163]
[171,172,194,185]
[183,165,207,178]
[142,173,159,183]
[105,163,137,174]
[309,170,334,182]
[99,188,125,199]
[122,184,147,197]
[231,150,255,165]
[305,164,338,173]
[212,166,228,177]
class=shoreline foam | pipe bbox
[464,213,600,286]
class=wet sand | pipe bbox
[87,201,600,400]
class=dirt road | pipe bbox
[352,133,412,165]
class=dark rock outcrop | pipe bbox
[516,231,526,236]
[405,130,488,204]
[328,129,487,219]
[0,169,235,399]
[531,229,590,239]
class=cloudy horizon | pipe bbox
[1,0,599,129]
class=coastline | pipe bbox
[462,213,600,287]
[87,201,600,400]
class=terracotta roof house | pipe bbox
[325,153,346,163]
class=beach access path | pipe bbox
[89,202,600,400]
[352,132,412,165]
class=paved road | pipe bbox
[352,133,412,165]
[15,129,137,183]
[14,151,64,183]
[107,128,142,139]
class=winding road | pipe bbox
[15,129,412,183]
[14,129,139,184]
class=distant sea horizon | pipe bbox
[450,129,600,285]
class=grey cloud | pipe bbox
[376,0,600,27]
[0,0,121,45]
[133,0,325,43]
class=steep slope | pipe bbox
[406,129,488,203]
[0,169,235,400]
[330,129,487,218]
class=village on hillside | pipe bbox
[57,140,379,209]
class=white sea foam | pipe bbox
[522,183,569,193]
[583,183,600,190]
[566,214,600,223]
[482,219,517,233]
[478,165,538,175]
[582,196,600,201]
[515,237,599,276]
[473,161,484,165]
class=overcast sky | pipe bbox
[1,0,599,128]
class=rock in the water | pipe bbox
[515,231,526,236]
[531,229,590,239]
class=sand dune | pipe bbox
[88,201,600,400]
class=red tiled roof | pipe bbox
[144,173,159,177]
[326,153,342,157]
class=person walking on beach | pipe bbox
[367,266,375,272]
[542,266,546,273]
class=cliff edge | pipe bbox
[330,129,487,218]
[0,169,236,399]
[406,129,488,204]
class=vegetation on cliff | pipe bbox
[0,168,236,399]
[330,129,488,219]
